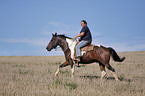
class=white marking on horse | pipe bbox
[71,65,75,78]
[55,67,60,76]
[100,70,106,79]
[66,38,77,59]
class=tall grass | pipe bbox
[0,52,144,96]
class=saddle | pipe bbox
[80,42,95,51]
[74,42,95,58]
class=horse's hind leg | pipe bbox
[105,64,119,81]
[99,63,106,79]
[55,61,69,76]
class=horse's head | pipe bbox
[46,33,59,51]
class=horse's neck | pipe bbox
[57,37,69,52]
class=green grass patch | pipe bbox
[59,69,70,74]
[53,61,61,65]
[64,82,77,90]
[80,65,86,67]
[12,64,26,67]
[55,79,62,85]
[19,70,29,75]
[48,69,51,73]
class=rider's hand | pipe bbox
[74,36,77,39]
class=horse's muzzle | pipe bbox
[46,47,51,51]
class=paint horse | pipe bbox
[46,33,125,81]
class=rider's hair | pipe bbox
[81,20,87,25]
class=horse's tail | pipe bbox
[107,47,125,62]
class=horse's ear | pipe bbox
[55,32,57,36]
[52,33,54,36]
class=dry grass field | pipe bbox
[0,51,145,96]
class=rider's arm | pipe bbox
[74,32,84,39]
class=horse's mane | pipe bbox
[57,34,73,39]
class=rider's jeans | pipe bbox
[76,40,91,57]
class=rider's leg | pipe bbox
[76,40,91,60]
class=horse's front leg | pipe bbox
[55,61,69,76]
[67,58,74,78]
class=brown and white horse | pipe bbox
[46,33,125,81]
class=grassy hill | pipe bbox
[0,51,144,96]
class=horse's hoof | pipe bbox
[115,78,120,81]
[100,75,106,80]
[76,65,81,67]
[100,78,103,80]
[100,71,107,80]
[55,73,58,77]
[71,75,74,79]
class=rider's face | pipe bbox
[81,22,86,27]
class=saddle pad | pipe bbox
[81,45,95,51]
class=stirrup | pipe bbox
[74,60,80,67]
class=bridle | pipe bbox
[48,36,58,48]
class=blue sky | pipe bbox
[0,0,145,56]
